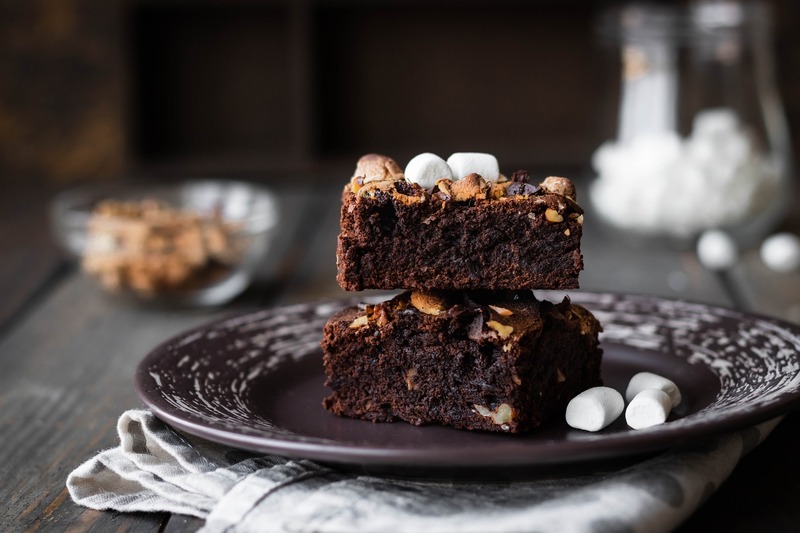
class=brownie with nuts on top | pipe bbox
[322,290,603,433]
[336,155,584,292]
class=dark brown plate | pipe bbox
[135,292,800,476]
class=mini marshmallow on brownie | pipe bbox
[326,152,598,434]
[338,153,586,291]
[405,152,501,189]
[404,153,453,189]
[447,152,500,182]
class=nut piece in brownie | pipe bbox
[337,154,584,291]
[322,290,603,433]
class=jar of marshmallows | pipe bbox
[591,0,793,247]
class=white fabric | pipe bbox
[67,410,778,533]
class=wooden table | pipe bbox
[1,180,799,531]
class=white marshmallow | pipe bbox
[625,371,682,407]
[404,153,453,189]
[697,229,738,271]
[446,152,500,182]
[692,108,740,138]
[625,389,672,429]
[590,107,781,238]
[565,386,624,432]
[760,232,800,273]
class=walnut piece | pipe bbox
[540,176,577,200]
[545,208,564,223]
[434,174,489,201]
[349,315,369,329]
[391,189,426,206]
[81,199,243,296]
[488,305,513,316]
[449,173,489,201]
[568,212,585,225]
[356,179,396,198]
[405,368,418,391]
[474,403,515,426]
[434,178,453,199]
[486,320,514,339]
[353,154,404,184]
[410,290,447,315]
[488,181,511,199]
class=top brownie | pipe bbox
[336,154,585,292]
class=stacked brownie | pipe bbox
[322,153,603,433]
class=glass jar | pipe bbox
[591,0,793,247]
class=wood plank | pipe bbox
[0,274,226,531]
[0,186,318,531]
[4,180,788,532]
[163,515,206,532]
[0,185,66,333]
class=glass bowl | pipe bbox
[50,180,279,306]
[590,1,793,248]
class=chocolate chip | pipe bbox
[394,180,420,196]
[511,169,530,183]
[446,304,474,335]
[506,182,541,197]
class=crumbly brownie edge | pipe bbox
[336,189,584,291]
[321,292,603,433]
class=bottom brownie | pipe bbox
[321,290,603,433]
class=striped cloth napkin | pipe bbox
[67,410,777,533]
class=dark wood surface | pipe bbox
[1,180,799,532]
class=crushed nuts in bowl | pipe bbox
[51,180,278,306]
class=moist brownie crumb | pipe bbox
[322,290,603,433]
[324,153,602,434]
[336,167,584,292]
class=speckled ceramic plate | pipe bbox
[135,292,800,475]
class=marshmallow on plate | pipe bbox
[697,229,738,271]
[760,232,800,273]
[404,153,454,189]
[625,371,682,407]
[446,152,500,182]
[565,386,624,432]
[626,389,672,429]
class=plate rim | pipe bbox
[135,291,800,468]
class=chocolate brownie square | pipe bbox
[322,290,603,433]
[336,161,584,292]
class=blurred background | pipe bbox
[1,0,798,188]
[2,0,799,314]
[4,5,800,531]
